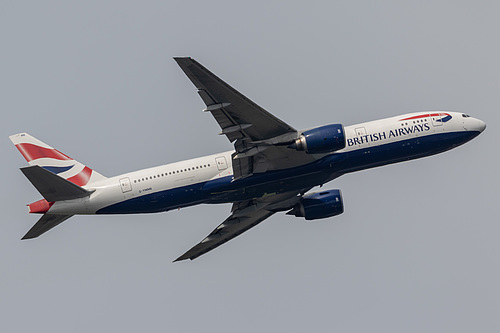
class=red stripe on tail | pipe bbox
[15,143,72,162]
[67,166,93,186]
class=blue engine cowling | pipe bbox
[290,124,345,154]
[287,190,344,220]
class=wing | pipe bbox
[174,191,305,262]
[174,57,317,180]
[174,57,296,142]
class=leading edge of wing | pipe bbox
[173,57,296,142]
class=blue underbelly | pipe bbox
[96,130,480,214]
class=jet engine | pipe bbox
[289,124,345,154]
[287,189,344,220]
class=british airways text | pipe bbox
[347,123,431,146]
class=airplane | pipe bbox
[10,57,486,262]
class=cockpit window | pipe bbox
[462,114,470,118]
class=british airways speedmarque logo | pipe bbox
[400,113,452,123]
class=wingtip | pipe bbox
[173,255,190,263]
[173,57,199,68]
[21,233,35,240]
[173,56,192,62]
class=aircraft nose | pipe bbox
[465,117,486,133]
[475,118,486,132]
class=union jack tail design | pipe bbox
[9,133,107,187]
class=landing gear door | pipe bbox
[216,156,228,171]
[120,177,132,193]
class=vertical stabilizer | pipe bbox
[9,133,107,186]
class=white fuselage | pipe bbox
[45,111,485,216]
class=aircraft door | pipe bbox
[120,177,132,193]
[431,116,443,127]
[431,114,443,126]
[355,127,369,146]
[216,156,228,171]
[431,114,445,132]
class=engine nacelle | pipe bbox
[290,124,346,154]
[287,190,344,220]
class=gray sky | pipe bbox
[1,1,499,332]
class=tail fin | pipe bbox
[9,133,107,186]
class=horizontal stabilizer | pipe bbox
[22,214,73,239]
[21,165,93,202]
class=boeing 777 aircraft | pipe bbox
[10,57,486,261]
